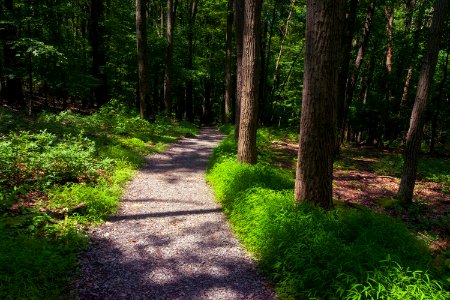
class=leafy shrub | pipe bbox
[342,259,449,300]
[0,131,112,190]
[48,181,121,223]
[207,136,449,299]
[206,159,293,211]
[0,103,198,299]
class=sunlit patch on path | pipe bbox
[77,128,276,299]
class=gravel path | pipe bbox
[77,128,276,300]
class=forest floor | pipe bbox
[77,128,276,299]
[271,140,450,255]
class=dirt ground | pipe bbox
[271,141,450,253]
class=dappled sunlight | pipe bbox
[77,128,276,299]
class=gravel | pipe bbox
[76,128,276,300]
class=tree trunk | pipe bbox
[164,0,174,115]
[27,15,33,116]
[90,0,108,107]
[399,3,426,110]
[272,0,296,92]
[237,0,262,164]
[335,0,359,154]
[233,0,244,140]
[384,5,394,102]
[340,2,375,145]
[2,0,24,107]
[430,43,449,154]
[397,0,449,205]
[224,0,233,123]
[265,3,277,123]
[294,0,345,208]
[136,0,154,120]
[186,0,198,122]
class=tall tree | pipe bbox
[224,0,233,123]
[397,0,449,205]
[335,0,359,152]
[90,0,108,107]
[294,0,345,208]
[164,0,175,114]
[399,1,428,116]
[1,0,24,107]
[430,42,449,154]
[384,4,394,102]
[339,1,375,145]
[136,0,153,120]
[237,0,262,164]
[185,0,198,122]
[233,0,244,140]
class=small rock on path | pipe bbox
[77,128,276,300]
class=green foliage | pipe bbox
[207,135,449,299]
[371,154,403,177]
[343,259,449,300]
[206,159,293,212]
[0,103,197,298]
[0,130,113,191]
[48,182,121,224]
[0,230,85,300]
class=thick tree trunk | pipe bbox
[294,0,345,208]
[237,0,262,164]
[136,0,154,120]
[224,0,233,123]
[233,0,244,140]
[397,0,449,205]
[164,0,174,114]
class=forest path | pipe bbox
[76,128,276,300]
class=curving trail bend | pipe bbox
[77,128,276,300]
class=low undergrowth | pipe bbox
[207,129,450,299]
[0,101,197,299]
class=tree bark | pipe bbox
[164,0,174,114]
[136,0,154,120]
[233,0,244,140]
[186,0,198,122]
[430,42,449,154]
[335,0,359,153]
[1,0,24,107]
[397,0,449,205]
[339,2,375,145]
[90,0,108,107]
[224,0,233,123]
[384,5,394,102]
[237,0,262,164]
[294,0,345,208]
[399,3,427,110]
[272,0,295,92]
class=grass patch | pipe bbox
[207,131,450,299]
[0,101,197,299]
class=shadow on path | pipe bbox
[77,128,276,299]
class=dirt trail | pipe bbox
[77,128,276,300]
